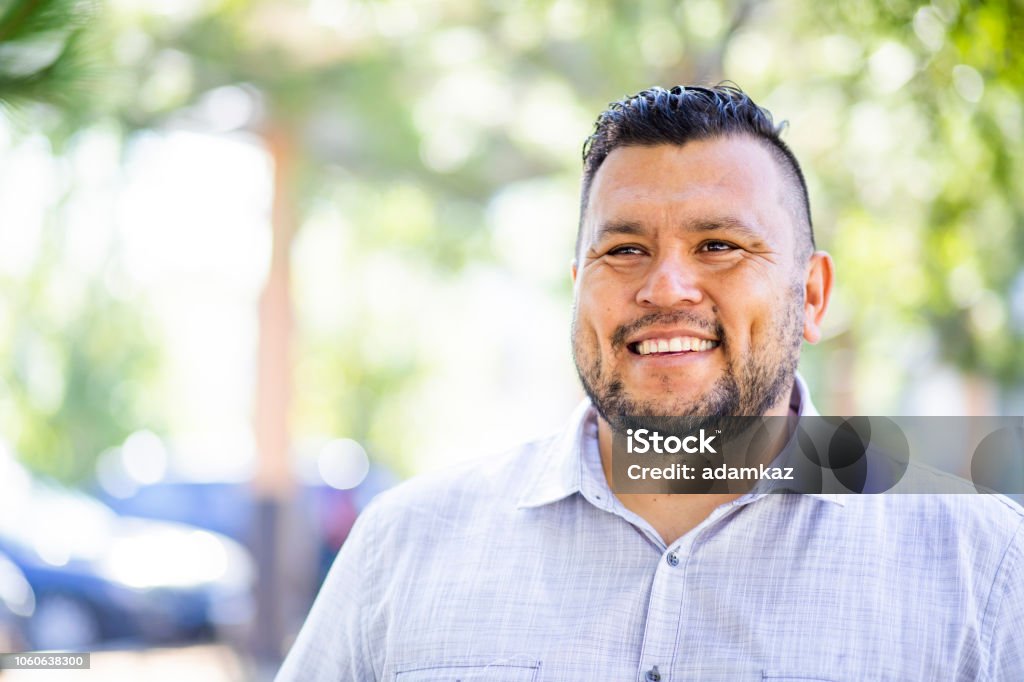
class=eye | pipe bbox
[700,240,737,253]
[607,245,646,257]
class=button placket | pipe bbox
[638,503,748,682]
[637,544,688,682]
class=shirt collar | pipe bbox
[516,372,845,509]
[516,399,590,509]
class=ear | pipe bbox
[802,251,833,344]
[571,258,578,284]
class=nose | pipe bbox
[635,253,704,308]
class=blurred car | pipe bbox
[0,551,35,651]
[0,449,255,651]
[97,467,395,585]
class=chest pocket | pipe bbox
[395,661,540,682]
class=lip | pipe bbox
[622,327,720,346]
[627,346,719,365]
[625,327,719,347]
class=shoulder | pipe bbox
[838,488,1024,576]
[851,484,1023,532]
[356,432,560,540]
[886,462,1024,537]
[827,453,1024,536]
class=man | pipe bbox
[277,85,1023,680]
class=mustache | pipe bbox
[610,311,724,350]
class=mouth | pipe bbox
[627,335,720,356]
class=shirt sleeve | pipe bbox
[275,500,382,682]
[987,516,1024,681]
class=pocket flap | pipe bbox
[395,660,540,682]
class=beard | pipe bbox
[572,283,805,440]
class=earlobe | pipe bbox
[802,251,834,344]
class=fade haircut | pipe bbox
[578,84,814,261]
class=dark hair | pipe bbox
[578,84,814,258]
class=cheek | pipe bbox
[575,284,619,335]
[715,289,777,348]
[581,266,641,302]
[746,297,796,348]
[573,299,624,368]
[571,297,601,352]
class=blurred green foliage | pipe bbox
[0,0,113,141]
[786,0,1024,394]
[1,0,162,482]
[0,0,91,104]
[2,0,1022,480]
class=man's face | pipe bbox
[572,136,821,435]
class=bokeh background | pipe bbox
[1,0,1022,679]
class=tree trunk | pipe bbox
[251,123,298,664]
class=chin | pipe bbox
[625,393,711,418]
[630,385,715,411]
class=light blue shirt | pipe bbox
[278,378,1024,681]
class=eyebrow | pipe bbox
[690,217,768,244]
[593,216,769,246]
[593,220,646,243]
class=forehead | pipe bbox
[583,137,793,246]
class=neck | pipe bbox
[597,390,796,545]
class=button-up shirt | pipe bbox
[277,377,1024,681]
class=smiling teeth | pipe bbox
[637,337,717,355]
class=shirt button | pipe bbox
[645,667,661,681]
[666,552,679,567]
